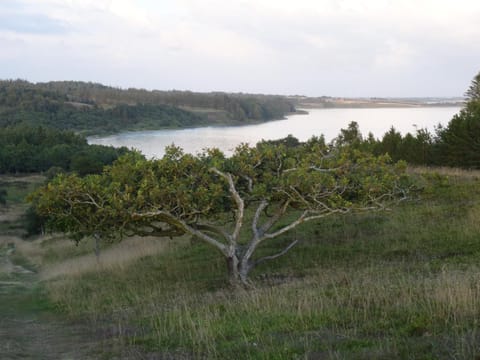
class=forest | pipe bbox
[0,126,130,174]
[0,80,297,135]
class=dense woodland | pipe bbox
[0,126,130,175]
[0,80,297,135]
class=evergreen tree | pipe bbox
[436,72,480,168]
[465,71,480,102]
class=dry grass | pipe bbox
[132,264,480,358]
[40,236,180,280]
[409,165,480,179]
[0,205,28,223]
[0,174,46,184]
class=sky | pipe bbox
[0,0,479,97]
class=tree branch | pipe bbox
[283,165,342,174]
[259,200,290,234]
[241,200,291,266]
[132,210,227,254]
[254,239,299,267]
[210,167,244,244]
[263,207,350,240]
[252,200,268,239]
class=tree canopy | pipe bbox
[435,71,480,168]
[0,80,296,135]
[31,137,410,285]
[0,125,130,174]
[465,71,480,102]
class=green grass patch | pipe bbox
[0,175,45,205]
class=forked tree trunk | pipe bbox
[226,254,252,286]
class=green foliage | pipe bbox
[0,80,296,135]
[330,121,437,166]
[23,205,45,236]
[432,71,480,168]
[36,80,295,121]
[436,101,480,168]
[465,71,480,102]
[31,137,409,283]
[374,126,436,164]
[0,125,130,174]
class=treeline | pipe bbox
[0,126,130,175]
[36,81,296,121]
[338,71,480,169]
[0,80,296,135]
[0,81,204,135]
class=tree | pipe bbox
[30,138,410,286]
[378,127,403,161]
[436,71,480,168]
[465,71,480,102]
[334,121,363,148]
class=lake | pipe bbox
[88,107,462,158]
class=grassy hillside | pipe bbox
[0,80,297,135]
[7,167,480,359]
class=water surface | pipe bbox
[88,107,461,158]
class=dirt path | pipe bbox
[0,237,103,359]
[0,194,104,359]
[0,178,150,359]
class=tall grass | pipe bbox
[15,168,480,358]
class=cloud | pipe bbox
[374,39,416,70]
[1,0,479,96]
[0,13,66,34]
[0,1,67,34]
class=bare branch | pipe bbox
[254,239,299,266]
[283,165,342,174]
[210,167,244,243]
[241,200,286,266]
[259,200,290,234]
[264,207,350,240]
[131,225,185,238]
[194,223,231,240]
[132,210,227,254]
[252,200,268,239]
[262,210,308,240]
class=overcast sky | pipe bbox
[0,0,479,97]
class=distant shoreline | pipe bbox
[296,99,464,109]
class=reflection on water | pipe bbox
[88,107,461,158]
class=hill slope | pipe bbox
[0,80,297,135]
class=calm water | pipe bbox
[88,107,461,158]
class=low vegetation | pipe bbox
[10,167,480,358]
